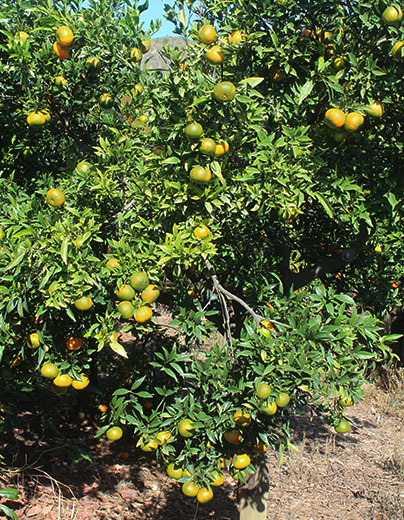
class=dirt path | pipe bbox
[2,384,404,520]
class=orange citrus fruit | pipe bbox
[106,426,123,440]
[116,284,135,301]
[66,337,82,351]
[197,487,213,503]
[74,296,93,311]
[27,112,46,127]
[117,301,135,319]
[193,224,210,239]
[206,45,224,64]
[41,363,59,379]
[135,306,153,323]
[72,374,90,390]
[56,26,74,47]
[178,418,195,438]
[198,24,216,44]
[233,453,251,470]
[324,108,345,129]
[213,81,236,102]
[46,188,65,207]
[190,166,212,183]
[199,138,216,155]
[53,373,72,387]
[344,112,364,132]
[53,41,70,60]
[130,272,149,290]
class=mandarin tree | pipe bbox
[0,0,403,519]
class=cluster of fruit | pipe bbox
[52,25,74,60]
[113,270,159,323]
[324,103,383,143]
[40,360,89,394]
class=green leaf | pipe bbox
[239,77,265,88]
[0,488,20,500]
[109,340,128,359]
[60,238,68,265]
[297,80,313,105]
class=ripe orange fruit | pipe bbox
[324,108,345,129]
[141,284,160,303]
[116,284,135,301]
[198,24,216,44]
[85,57,101,73]
[209,470,225,486]
[15,31,29,44]
[213,81,236,102]
[99,93,114,109]
[392,282,399,289]
[233,453,251,470]
[339,396,353,407]
[27,111,46,127]
[223,429,242,444]
[256,382,272,399]
[214,141,229,157]
[262,401,277,415]
[29,333,40,348]
[106,258,121,269]
[333,57,345,70]
[72,374,90,390]
[199,138,216,156]
[233,410,251,427]
[272,69,284,83]
[66,337,82,351]
[229,30,244,44]
[99,404,108,413]
[130,46,142,62]
[185,122,203,140]
[382,6,403,25]
[156,430,172,445]
[139,437,158,452]
[46,188,65,207]
[364,101,383,118]
[197,487,213,503]
[167,463,183,479]
[117,301,135,319]
[344,112,364,132]
[53,373,72,387]
[130,272,149,291]
[193,224,210,239]
[74,296,93,311]
[135,305,153,323]
[76,161,92,174]
[334,419,350,434]
[53,41,70,60]
[178,418,195,438]
[56,26,74,47]
[190,166,212,183]
[41,363,59,379]
[55,75,67,89]
[182,482,199,497]
[206,45,224,64]
[106,426,123,440]
[275,392,291,407]
[392,41,404,60]
[141,39,151,53]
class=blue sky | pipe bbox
[140,0,176,37]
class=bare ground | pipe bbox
[1,383,404,520]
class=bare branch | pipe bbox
[203,257,290,329]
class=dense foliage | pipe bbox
[0,0,402,506]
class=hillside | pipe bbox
[142,36,186,70]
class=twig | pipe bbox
[203,257,290,329]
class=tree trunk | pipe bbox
[238,455,270,520]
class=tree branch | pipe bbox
[203,257,290,329]
[281,221,371,291]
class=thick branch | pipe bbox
[281,221,371,291]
